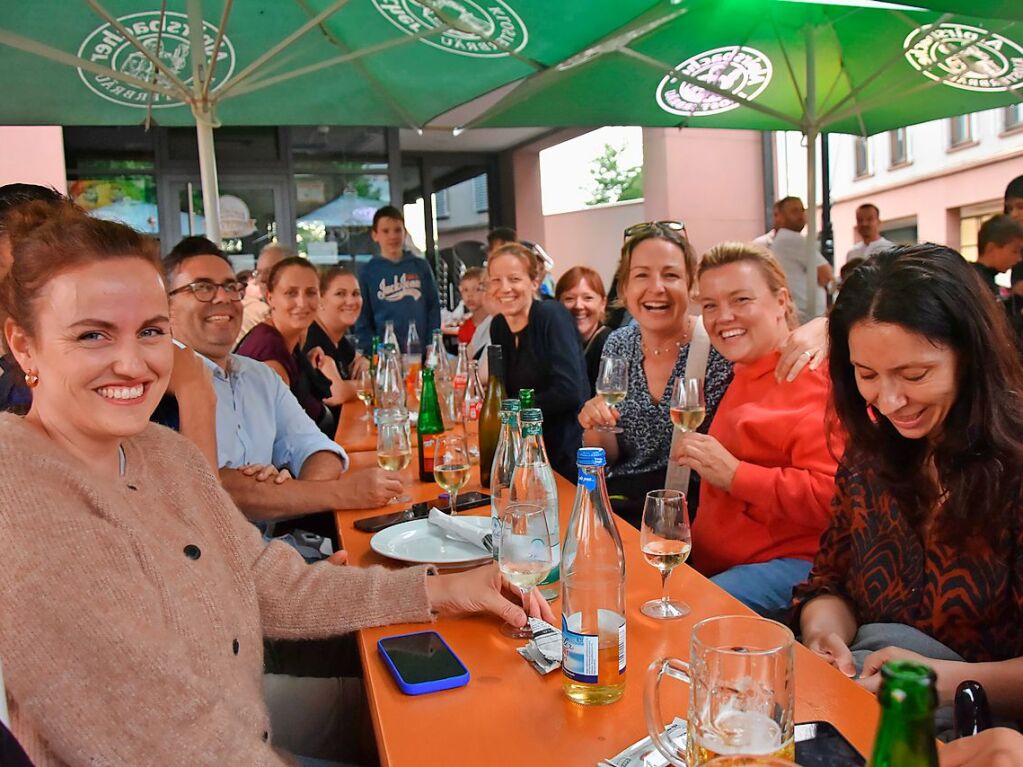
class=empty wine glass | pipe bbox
[434,433,470,516]
[670,376,705,433]
[640,489,691,619]
[595,355,628,433]
[376,409,411,503]
[497,502,552,639]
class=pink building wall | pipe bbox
[831,152,1023,267]
[0,127,67,193]
[543,200,644,289]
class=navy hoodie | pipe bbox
[354,251,442,352]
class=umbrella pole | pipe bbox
[804,24,818,319]
[194,110,222,244]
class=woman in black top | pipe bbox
[556,265,611,396]
[304,266,369,382]
[488,243,588,480]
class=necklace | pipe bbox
[641,322,692,357]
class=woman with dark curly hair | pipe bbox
[793,243,1023,722]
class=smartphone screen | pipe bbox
[379,632,467,685]
[795,721,865,767]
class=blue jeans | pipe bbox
[710,558,813,621]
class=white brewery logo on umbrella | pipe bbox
[76,11,235,108]
[373,0,527,58]
[904,22,1023,93]
[656,45,773,117]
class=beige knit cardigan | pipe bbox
[0,414,434,766]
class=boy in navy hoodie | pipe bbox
[355,206,441,353]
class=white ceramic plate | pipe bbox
[369,516,492,567]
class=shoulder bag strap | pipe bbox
[665,316,710,493]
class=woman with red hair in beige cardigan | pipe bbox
[0,203,552,766]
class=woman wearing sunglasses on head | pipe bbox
[577,221,828,526]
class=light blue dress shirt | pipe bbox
[198,352,347,476]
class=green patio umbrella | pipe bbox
[466,0,1023,314]
[0,0,662,238]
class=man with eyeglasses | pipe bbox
[164,237,402,522]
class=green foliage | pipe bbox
[586,142,643,206]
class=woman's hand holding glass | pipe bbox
[673,432,739,491]
[497,502,553,638]
[425,561,556,628]
[578,393,621,432]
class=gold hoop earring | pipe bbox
[24,371,39,388]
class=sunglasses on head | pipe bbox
[623,220,687,241]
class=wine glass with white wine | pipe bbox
[595,354,628,433]
[497,501,552,639]
[356,368,374,421]
[640,489,691,619]
[434,433,470,516]
[670,376,705,433]
[376,410,411,503]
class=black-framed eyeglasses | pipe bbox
[168,280,247,302]
[623,220,687,240]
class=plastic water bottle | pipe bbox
[488,399,521,559]
[510,408,559,601]
[561,447,626,706]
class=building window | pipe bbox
[1006,104,1023,132]
[472,174,489,213]
[889,128,908,166]
[854,137,870,178]
[434,188,450,219]
[949,115,972,148]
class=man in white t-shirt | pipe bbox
[768,196,833,321]
[752,200,783,248]
[846,203,896,261]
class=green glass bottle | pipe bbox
[478,346,506,488]
[369,334,382,406]
[519,388,535,410]
[868,661,939,767]
[417,367,446,482]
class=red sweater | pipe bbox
[691,351,841,576]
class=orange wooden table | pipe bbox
[335,401,382,453]
[335,452,880,766]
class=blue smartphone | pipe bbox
[378,631,470,696]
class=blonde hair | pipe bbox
[698,242,798,329]
[489,242,540,282]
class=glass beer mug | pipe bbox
[645,615,796,767]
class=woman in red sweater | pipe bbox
[674,242,840,619]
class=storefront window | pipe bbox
[69,175,160,234]
[294,173,390,265]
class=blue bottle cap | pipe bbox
[576,447,606,467]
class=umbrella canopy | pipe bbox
[470,0,1023,135]
[90,199,205,234]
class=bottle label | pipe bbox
[421,436,436,472]
[539,561,560,587]
[577,470,596,491]
[522,422,542,437]
[464,400,482,420]
[562,614,599,684]
[618,621,627,673]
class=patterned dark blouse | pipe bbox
[601,324,733,477]
[792,465,1023,663]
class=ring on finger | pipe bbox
[799,350,812,359]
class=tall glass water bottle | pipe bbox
[478,346,506,487]
[510,408,560,601]
[462,360,484,463]
[869,661,939,767]
[562,447,626,706]
[404,322,423,406]
[383,319,400,353]
[489,399,522,559]
[453,342,471,414]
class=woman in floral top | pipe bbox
[793,244,1023,721]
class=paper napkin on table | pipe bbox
[605,718,688,766]
[516,617,562,675]
[427,507,492,553]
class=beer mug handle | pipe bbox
[645,657,692,767]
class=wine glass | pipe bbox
[497,502,552,639]
[355,368,374,421]
[640,489,691,619]
[434,433,470,516]
[376,411,411,503]
[670,376,705,433]
[595,355,628,433]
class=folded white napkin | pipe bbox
[428,507,492,553]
